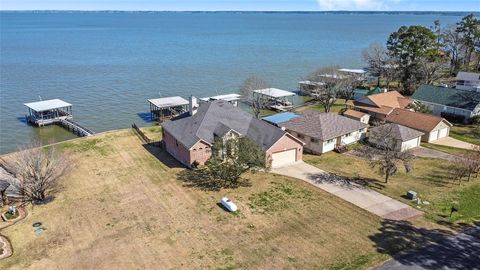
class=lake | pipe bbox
[0,11,465,154]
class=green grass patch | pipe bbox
[248,181,312,214]
[422,143,473,156]
[4,211,19,220]
[60,138,112,156]
[450,124,480,145]
[436,184,480,224]
[328,254,379,270]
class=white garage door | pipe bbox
[438,128,449,139]
[271,149,297,168]
[428,130,439,142]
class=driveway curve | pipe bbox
[272,162,423,221]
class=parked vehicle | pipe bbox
[220,197,237,212]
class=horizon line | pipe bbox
[1,10,478,13]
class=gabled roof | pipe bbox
[343,109,368,119]
[385,108,452,133]
[412,85,480,111]
[370,123,424,142]
[24,99,72,112]
[279,110,368,141]
[456,71,480,81]
[161,101,287,150]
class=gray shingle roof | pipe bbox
[161,101,287,150]
[279,110,368,141]
[370,123,424,142]
[412,85,480,111]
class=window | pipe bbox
[344,133,352,137]
[325,139,334,144]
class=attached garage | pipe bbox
[438,127,449,139]
[271,149,297,168]
[369,123,424,152]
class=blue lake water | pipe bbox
[0,12,465,154]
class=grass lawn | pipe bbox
[295,99,352,113]
[0,129,409,270]
[449,124,480,145]
[304,153,480,226]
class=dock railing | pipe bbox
[131,123,161,147]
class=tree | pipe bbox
[201,136,265,187]
[387,25,440,94]
[456,14,480,69]
[362,125,414,183]
[1,144,72,203]
[407,102,432,114]
[461,145,480,182]
[362,43,396,87]
[240,75,269,118]
[306,66,353,112]
[417,55,449,85]
[441,25,465,74]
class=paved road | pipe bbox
[410,147,459,162]
[376,226,480,270]
[272,162,423,220]
[432,137,476,150]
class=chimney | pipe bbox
[189,95,198,116]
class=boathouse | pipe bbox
[199,93,242,106]
[24,99,73,127]
[147,96,189,121]
[253,88,296,111]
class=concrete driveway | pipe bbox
[376,226,480,270]
[272,162,423,221]
[410,147,459,161]
[432,137,476,150]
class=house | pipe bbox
[385,108,452,142]
[272,110,368,154]
[353,87,384,101]
[412,85,480,121]
[368,123,424,152]
[161,100,304,168]
[354,91,413,120]
[342,109,370,124]
[456,72,480,92]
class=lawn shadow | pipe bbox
[142,143,184,169]
[306,172,384,190]
[371,219,480,269]
[136,112,154,123]
[177,169,251,192]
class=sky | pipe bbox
[0,0,479,11]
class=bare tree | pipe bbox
[441,25,465,74]
[306,66,353,112]
[418,56,449,85]
[362,43,391,87]
[240,75,269,118]
[1,143,72,203]
[362,125,414,183]
[462,145,480,181]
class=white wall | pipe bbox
[401,137,421,152]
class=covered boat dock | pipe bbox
[24,99,73,127]
[148,96,189,121]
[200,93,242,106]
[253,88,296,111]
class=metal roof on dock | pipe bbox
[200,93,242,102]
[24,99,72,112]
[262,112,299,124]
[253,88,295,98]
[147,96,189,108]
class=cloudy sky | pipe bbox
[1,0,478,11]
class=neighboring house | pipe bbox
[342,109,370,124]
[385,108,452,142]
[412,85,480,121]
[271,110,367,154]
[161,100,304,168]
[354,91,413,120]
[353,87,384,101]
[456,71,480,92]
[369,123,424,152]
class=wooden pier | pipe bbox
[59,119,94,137]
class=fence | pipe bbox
[131,123,161,147]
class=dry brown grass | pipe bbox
[0,129,417,269]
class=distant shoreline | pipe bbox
[1,10,478,16]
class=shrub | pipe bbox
[441,112,465,123]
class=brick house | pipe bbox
[161,100,304,168]
[354,91,414,120]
